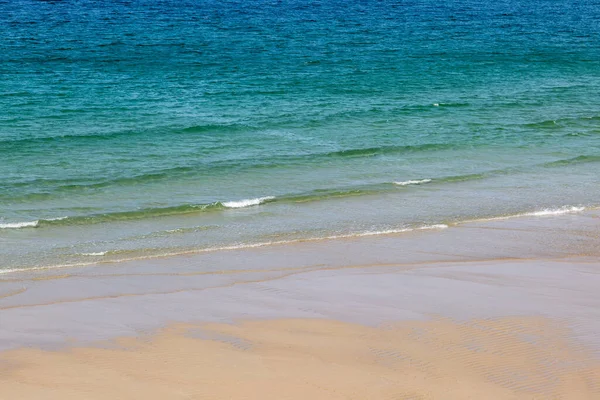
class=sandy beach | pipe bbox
[1,210,600,399]
[4,1,600,397]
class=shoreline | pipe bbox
[1,210,600,398]
[0,204,596,275]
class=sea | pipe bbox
[1,0,599,272]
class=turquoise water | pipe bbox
[1,0,600,271]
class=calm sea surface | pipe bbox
[1,0,599,271]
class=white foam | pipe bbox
[81,252,107,256]
[222,196,275,208]
[525,206,585,217]
[326,224,448,239]
[469,206,586,223]
[393,179,432,186]
[0,224,449,275]
[0,220,39,229]
[47,216,68,221]
[0,216,69,229]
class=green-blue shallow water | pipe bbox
[1,0,599,271]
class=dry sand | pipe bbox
[2,317,599,399]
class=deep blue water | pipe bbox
[1,0,599,270]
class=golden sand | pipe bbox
[1,316,599,399]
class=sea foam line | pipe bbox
[393,179,432,186]
[526,206,585,217]
[321,224,448,239]
[0,206,591,275]
[0,224,449,275]
[0,221,39,229]
[0,216,67,230]
[0,196,276,230]
[222,196,275,208]
[466,206,586,223]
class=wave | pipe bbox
[322,224,449,239]
[523,206,585,217]
[0,183,412,229]
[222,196,275,208]
[124,225,219,241]
[393,174,486,189]
[324,143,455,158]
[0,221,39,229]
[0,170,506,230]
[439,173,488,182]
[0,123,247,147]
[396,173,489,188]
[3,142,460,199]
[431,102,470,108]
[524,120,560,129]
[0,197,276,229]
[393,179,432,186]
[468,206,586,223]
[180,123,249,134]
[0,216,67,229]
[524,115,600,129]
[2,168,195,197]
[543,155,600,167]
[286,188,375,203]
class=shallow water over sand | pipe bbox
[2,0,600,270]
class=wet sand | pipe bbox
[1,211,600,398]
